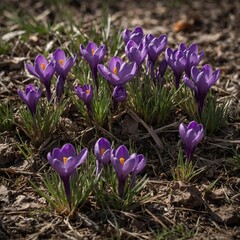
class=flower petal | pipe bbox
[75,148,88,167]
[26,63,39,78]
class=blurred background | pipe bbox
[0,0,239,97]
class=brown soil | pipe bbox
[0,0,239,239]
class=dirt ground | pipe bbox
[0,0,239,239]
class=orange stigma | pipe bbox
[113,67,117,75]
[100,148,105,155]
[59,59,64,66]
[119,157,125,165]
[63,157,68,164]
[41,63,46,70]
[91,49,95,55]
[86,89,90,94]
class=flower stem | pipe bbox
[118,178,126,199]
[45,84,52,102]
[61,176,71,208]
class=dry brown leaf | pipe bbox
[172,20,193,32]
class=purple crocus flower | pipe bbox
[98,57,137,86]
[145,34,167,80]
[179,43,204,78]
[111,145,136,198]
[143,34,154,47]
[122,26,144,45]
[125,40,147,68]
[80,42,106,89]
[183,64,220,115]
[26,55,54,101]
[132,154,146,175]
[47,143,88,204]
[94,137,111,176]
[165,48,187,89]
[112,85,128,103]
[155,59,168,85]
[74,84,94,115]
[165,43,204,89]
[147,34,168,64]
[150,59,168,85]
[18,84,42,116]
[131,154,146,187]
[75,84,94,105]
[52,48,77,79]
[179,121,204,160]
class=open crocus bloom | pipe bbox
[111,145,136,198]
[18,84,42,116]
[26,55,54,101]
[183,64,220,115]
[179,121,204,160]
[98,57,137,86]
[47,143,88,203]
[80,42,106,71]
[52,48,77,79]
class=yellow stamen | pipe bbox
[100,148,105,155]
[63,157,68,164]
[119,157,125,165]
[91,49,95,55]
[113,67,117,75]
[59,59,64,66]
[41,63,46,70]
[86,89,90,94]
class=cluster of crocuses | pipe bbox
[47,138,146,205]
[79,27,218,117]
[18,49,77,115]
[46,121,203,207]
[165,42,220,115]
[123,27,220,116]
[18,26,220,118]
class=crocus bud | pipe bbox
[179,121,204,160]
[80,42,106,89]
[18,84,42,116]
[94,137,111,176]
[112,85,128,103]
[122,26,144,45]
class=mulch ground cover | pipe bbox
[0,0,239,239]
